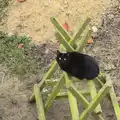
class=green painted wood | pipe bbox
[34,84,46,120]
[79,81,111,120]
[45,74,65,111]
[64,72,79,120]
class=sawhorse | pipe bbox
[29,17,120,120]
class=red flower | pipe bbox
[18,44,23,48]
[62,23,69,32]
[87,39,93,44]
[17,0,26,2]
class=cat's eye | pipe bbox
[59,58,61,60]
[64,58,66,60]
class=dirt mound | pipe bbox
[92,4,120,88]
[3,0,112,42]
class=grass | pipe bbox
[0,31,42,76]
[0,0,10,21]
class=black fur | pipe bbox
[56,50,99,80]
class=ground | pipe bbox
[1,0,113,43]
[0,0,120,120]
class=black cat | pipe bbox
[56,50,99,80]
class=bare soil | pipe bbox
[0,0,120,120]
[1,0,112,43]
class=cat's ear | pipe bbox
[56,50,60,55]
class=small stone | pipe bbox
[64,0,68,4]
[59,7,64,12]
[26,35,30,38]
[66,10,72,16]
[8,32,13,36]
[108,14,114,19]
[117,97,120,104]
[43,2,49,7]
[104,63,116,71]
[35,28,41,32]
[42,88,48,93]
[76,9,80,13]
[64,0,68,8]
[12,29,18,35]
[92,33,98,39]
[11,99,17,105]
[64,4,68,8]
[45,49,49,54]
[92,26,98,33]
